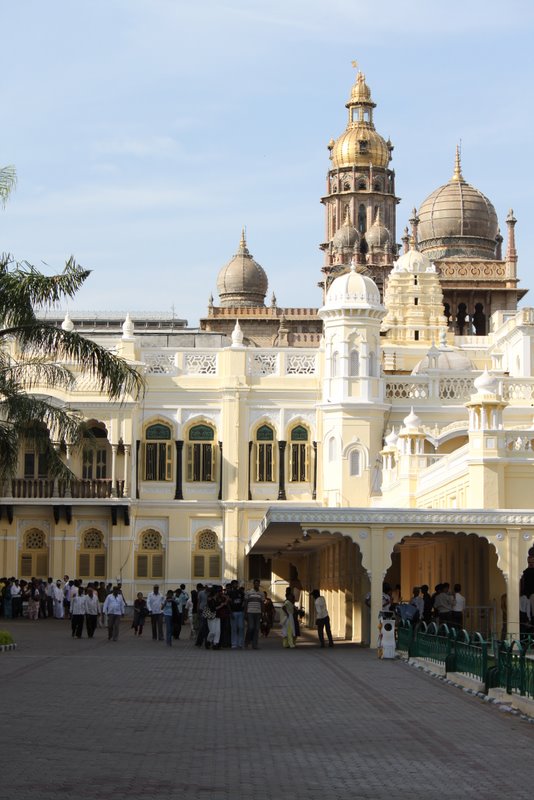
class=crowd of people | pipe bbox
[0,575,335,649]
[381,581,466,628]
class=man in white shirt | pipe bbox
[85,586,99,639]
[311,589,334,647]
[453,583,466,629]
[146,585,164,641]
[103,586,126,641]
[70,587,87,639]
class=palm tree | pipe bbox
[0,166,144,479]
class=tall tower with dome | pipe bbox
[320,65,399,300]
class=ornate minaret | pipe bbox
[320,63,400,300]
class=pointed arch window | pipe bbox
[358,204,367,234]
[349,450,361,476]
[328,437,338,462]
[350,349,360,376]
[368,351,376,377]
[289,425,309,483]
[136,529,164,579]
[331,351,339,378]
[192,529,221,581]
[78,528,106,579]
[144,423,173,481]
[82,425,109,480]
[255,424,275,482]
[20,528,48,579]
[187,424,215,482]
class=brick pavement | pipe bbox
[1,618,534,799]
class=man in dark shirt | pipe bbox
[244,579,263,650]
[227,580,245,649]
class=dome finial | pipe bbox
[452,144,464,182]
[239,226,247,251]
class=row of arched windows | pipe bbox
[143,421,314,484]
[18,527,222,583]
[330,349,377,378]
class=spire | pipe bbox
[409,207,420,250]
[402,226,410,254]
[505,209,518,273]
[239,227,249,254]
[452,144,464,182]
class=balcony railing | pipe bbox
[7,478,126,500]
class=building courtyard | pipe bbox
[1,618,533,799]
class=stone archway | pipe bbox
[254,529,369,643]
[385,530,506,636]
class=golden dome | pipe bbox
[331,126,390,169]
[418,148,499,260]
[349,71,372,104]
[330,68,391,169]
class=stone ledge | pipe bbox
[408,657,446,676]
[488,687,534,718]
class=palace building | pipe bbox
[2,67,534,646]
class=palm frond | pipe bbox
[0,165,16,207]
[0,358,75,392]
[0,256,90,323]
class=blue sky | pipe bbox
[2,0,534,325]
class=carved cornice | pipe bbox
[263,507,534,528]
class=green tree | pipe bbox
[0,166,144,479]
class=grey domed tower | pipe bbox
[416,148,526,334]
[216,229,268,307]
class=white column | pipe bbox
[111,445,118,497]
[123,445,131,497]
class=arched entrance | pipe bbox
[247,527,369,643]
[385,531,506,636]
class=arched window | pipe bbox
[78,528,106,579]
[255,424,275,482]
[187,424,215,482]
[358,203,367,234]
[82,424,109,480]
[289,425,309,483]
[192,529,221,581]
[20,528,48,578]
[136,529,164,579]
[350,349,359,376]
[368,351,376,377]
[144,423,172,481]
[328,437,337,462]
[349,450,361,476]
[331,351,339,378]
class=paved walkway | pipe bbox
[1,618,534,799]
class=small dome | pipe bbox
[418,149,498,260]
[323,263,383,311]
[385,428,398,448]
[393,246,433,274]
[122,313,135,340]
[332,211,360,251]
[364,209,390,249]
[412,347,473,375]
[474,369,498,394]
[61,312,74,332]
[217,230,268,307]
[402,408,422,430]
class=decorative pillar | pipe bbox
[218,441,223,501]
[174,440,183,500]
[135,440,140,499]
[111,444,118,497]
[278,441,287,500]
[65,444,72,498]
[123,445,130,497]
[248,440,253,501]
[312,441,318,500]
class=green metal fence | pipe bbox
[411,622,454,665]
[454,630,488,682]
[494,640,534,699]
